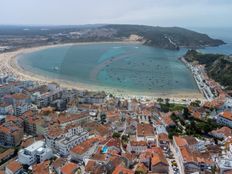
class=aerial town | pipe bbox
[0,53,232,174]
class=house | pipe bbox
[18,140,53,166]
[112,165,134,174]
[32,160,50,174]
[51,158,66,174]
[135,163,148,174]
[45,124,89,156]
[218,159,232,174]
[184,136,199,151]
[122,153,136,167]
[0,149,14,164]
[162,112,176,127]
[178,146,199,173]
[127,141,147,154]
[0,122,23,147]
[157,133,170,148]
[70,137,99,161]
[0,103,13,115]
[139,150,153,167]
[210,126,232,139]
[57,113,90,128]
[5,160,23,174]
[85,160,97,174]
[151,153,169,173]
[4,93,31,115]
[128,99,139,112]
[173,136,213,173]
[217,111,232,128]
[105,138,121,153]
[136,123,155,142]
[60,162,79,174]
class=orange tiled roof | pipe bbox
[6,160,22,173]
[158,133,169,142]
[60,162,78,174]
[184,136,198,146]
[136,163,148,173]
[0,149,14,161]
[137,123,154,137]
[32,161,50,174]
[173,136,187,147]
[151,153,168,166]
[11,93,29,100]
[130,141,147,146]
[112,165,134,174]
[220,111,232,121]
[179,146,195,163]
[52,158,66,169]
[163,112,175,126]
[85,160,96,173]
[211,126,232,137]
[70,137,99,155]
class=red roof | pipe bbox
[112,165,134,174]
[60,162,78,174]
[6,160,22,173]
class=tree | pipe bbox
[112,132,121,138]
[157,98,164,103]
[165,98,170,105]
[121,135,129,142]
[100,112,106,124]
[190,100,201,107]
[183,107,190,119]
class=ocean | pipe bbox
[17,28,232,95]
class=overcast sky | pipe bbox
[0,0,231,27]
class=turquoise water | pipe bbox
[102,146,108,153]
[18,43,199,93]
[18,28,232,94]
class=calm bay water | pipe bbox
[18,28,232,94]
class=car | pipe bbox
[173,167,179,172]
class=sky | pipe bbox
[0,0,231,28]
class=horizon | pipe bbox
[0,0,232,28]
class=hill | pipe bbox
[184,50,232,90]
[0,24,224,51]
[101,24,224,50]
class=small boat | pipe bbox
[52,66,59,71]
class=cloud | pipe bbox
[0,0,231,27]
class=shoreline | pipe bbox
[0,41,205,102]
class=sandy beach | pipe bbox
[0,42,205,103]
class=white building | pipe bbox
[46,126,89,156]
[5,160,23,174]
[70,138,99,161]
[217,111,232,128]
[126,141,147,154]
[223,97,232,111]
[18,140,53,166]
[218,159,232,174]
[0,103,13,115]
[15,103,31,116]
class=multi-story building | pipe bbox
[18,140,53,166]
[35,90,63,108]
[136,123,155,142]
[46,124,89,156]
[0,102,14,115]
[217,111,232,128]
[127,141,147,154]
[70,137,99,161]
[173,136,213,174]
[5,160,23,174]
[0,122,23,147]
